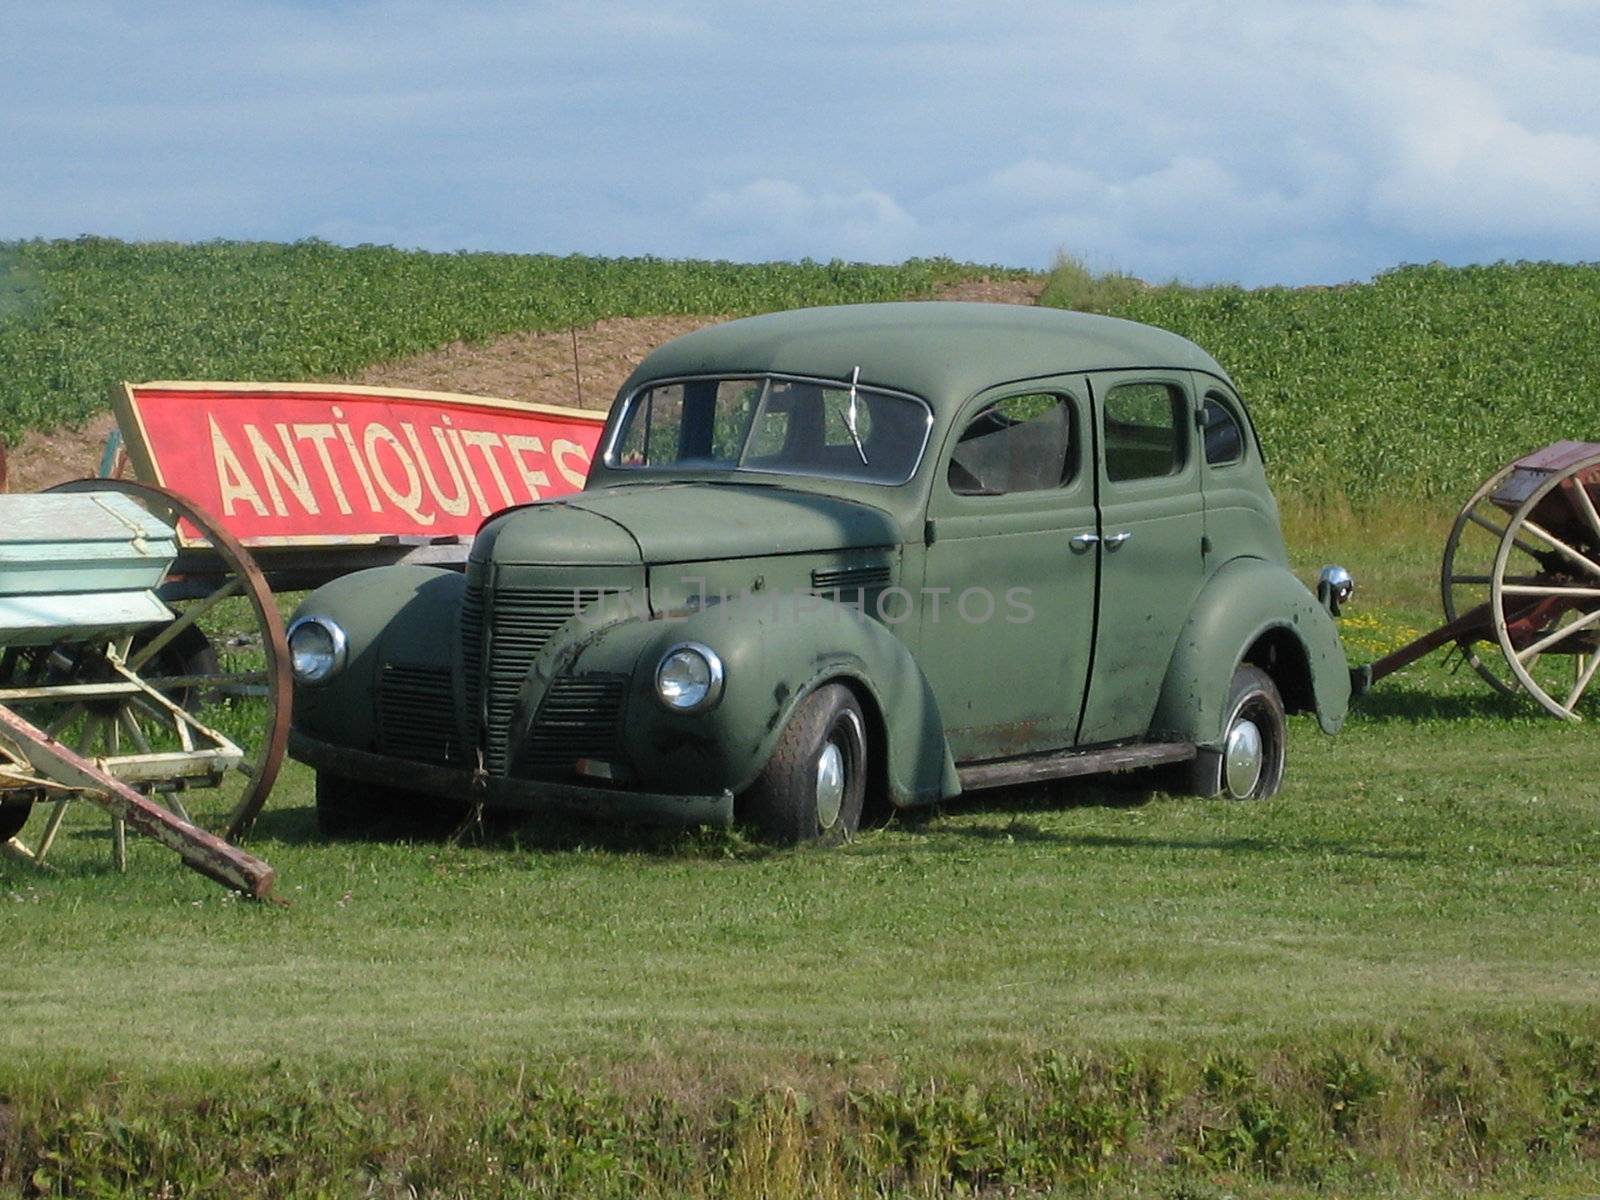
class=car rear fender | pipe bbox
[1149,557,1350,746]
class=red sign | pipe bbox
[116,382,606,545]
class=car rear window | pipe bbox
[1103,382,1186,481]
[1202,395,1245,466]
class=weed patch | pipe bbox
[7,1028,1600,1197]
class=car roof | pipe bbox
[620,302,1232,410]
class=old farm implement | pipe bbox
[1357,441,1600,720]
[0,483,282,897]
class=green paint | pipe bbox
[290,305,1347,825]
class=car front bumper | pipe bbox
[288,730,736,827]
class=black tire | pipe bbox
[315,771,468,839]
[1186,665,1286,800]
[315,772,386,838]
[742,683,868,845]
[0,800,31,842]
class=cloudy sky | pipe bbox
[3,1,1598,285]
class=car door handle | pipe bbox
[1069,533,1100,551]
[1104,531,1133,549]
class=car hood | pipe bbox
[474,483,902,566]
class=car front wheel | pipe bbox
[315,771,466,839]
[1187,664,1286,800]
[315,771,386,838]
[742,683,867,845]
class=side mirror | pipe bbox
[1318,565,1355,617]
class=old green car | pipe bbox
[287,303,1352,842]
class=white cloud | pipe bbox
[4,1,1600,283]
[1365,67,1600,240]
[695,181,921,262]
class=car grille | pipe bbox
[461,582,607,774]
[810,562,892,611]
[525,674,628,778]
[810,563,892,592]
[378,663,461,767]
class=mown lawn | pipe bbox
[6,629,1598,1082]
[5,525,1600,1196]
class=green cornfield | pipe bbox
[5,240,1597,509]
[1059,260,1600,505]
[0,238,1015,445]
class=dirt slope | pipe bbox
[349,314,713,415]
[2,276,1042,493]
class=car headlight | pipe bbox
[654,642,725,713]
[287,616,348,685]
[1318,564,1355,616]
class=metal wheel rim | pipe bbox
[1223,717,1264,799]
[1488,450,1600,722]
[45,477,290,839]
[815,741,846,829]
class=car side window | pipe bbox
[1103,382,1185,482]
[948,393,1075,496]
[1202,395,1245,466]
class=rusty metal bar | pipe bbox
[958,741,1196,791]
[1364,604,1494,687]
[0,704,275,898]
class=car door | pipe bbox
[916,381,1098,763]
[1075,371,1206,745]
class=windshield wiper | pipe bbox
[837,366,869,466]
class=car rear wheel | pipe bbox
[1187,665,1286,800]
[742,683,867,845]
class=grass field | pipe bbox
[9,637,1600,1074]
[6,240,1600,508]
[5,241,1600,1194]
[5,527,1600,1196]
[0,239,1018,445]
[1043,256,1600,505]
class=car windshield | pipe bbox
[607,376,929,485]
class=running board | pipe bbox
[957,741,1196,791]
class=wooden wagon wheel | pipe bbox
[1487,449,1600,721]
[37,478,291,841]
[1440,458,1536,698]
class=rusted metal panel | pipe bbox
[1491,440,1600,517]
[958,741,1195,791]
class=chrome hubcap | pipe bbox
[1223,717,1264,798]
[816,741,846,828]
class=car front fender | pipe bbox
[1149,557,1350,746]
[289,565,465,751]
[510,593,959,806]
